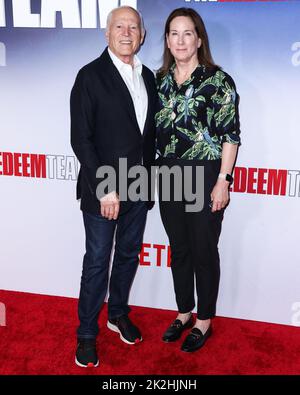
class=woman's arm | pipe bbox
[210,142,238,212]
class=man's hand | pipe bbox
[100,191,120,220]
[210,179,230,212]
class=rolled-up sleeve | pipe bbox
[213,72,241,146]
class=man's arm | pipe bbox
[70,69,101,196]
[70,69,119,219]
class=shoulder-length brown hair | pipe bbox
[158,8,218,78]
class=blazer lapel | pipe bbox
[102,48,141,135]
[141,66,152,136]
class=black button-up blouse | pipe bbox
[155,64,241,160]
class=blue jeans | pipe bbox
[77,201,148,339]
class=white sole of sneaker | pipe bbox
[107,321,143,345]
[75,356,99,368]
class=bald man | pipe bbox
[71,6,156,367]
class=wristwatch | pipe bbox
[218,173,234,184]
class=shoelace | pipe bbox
[117,316,132,329]
[78,340,96,350]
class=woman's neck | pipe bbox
[174,58,199,85]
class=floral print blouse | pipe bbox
[155,64,241,160]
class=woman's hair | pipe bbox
[158,8,217,78]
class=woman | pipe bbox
[155,8,241,352]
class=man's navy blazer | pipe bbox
[70,47,157,215]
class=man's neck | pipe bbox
[109,48,134,67]
[121,56,134,66]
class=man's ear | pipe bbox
[140,31,146,45]
[105,30,109,44]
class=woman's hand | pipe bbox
[210,179,230,212]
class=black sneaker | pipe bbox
[107,315,142,345]
[75,339,99,367]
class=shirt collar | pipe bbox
[169,62,206,76]
[169,62,207,88]
[108,47,143,75]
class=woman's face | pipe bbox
[167,16,201,64]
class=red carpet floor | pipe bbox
[0,289,300,375]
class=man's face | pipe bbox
[106,8,144,63]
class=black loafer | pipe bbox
[181,325,212,352]
[162,315,194,342]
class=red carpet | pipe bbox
[0,289,300,375]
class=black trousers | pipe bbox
[158,158,224,320]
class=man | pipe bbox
[70,6,156,368]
